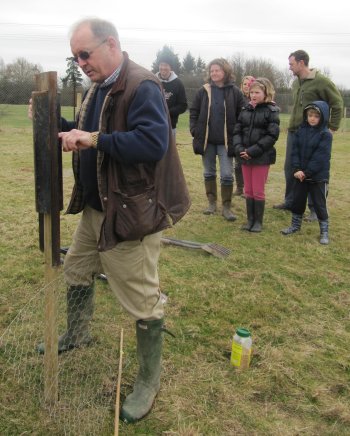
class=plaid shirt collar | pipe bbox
[99,61,123,89]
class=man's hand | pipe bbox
[59,129,94,152]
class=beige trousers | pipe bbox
[64,206,164,320]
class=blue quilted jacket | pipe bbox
[291,100,333,182]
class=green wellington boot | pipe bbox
[120,319,164,423]
[37,284,94,354]
[203,179,217,215]
[221,185,236,221]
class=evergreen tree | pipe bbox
[195,56,207,76]
[63,57,83,88]
[62,57,83,116]
[182,52,196,75]
[151,46,181,74]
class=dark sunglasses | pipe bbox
[73,39,107,64]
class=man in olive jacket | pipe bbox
[36,18,190,424]
[273,50,343,214]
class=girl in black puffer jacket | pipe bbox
[231,78,280,232]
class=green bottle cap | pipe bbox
[236,327,251,337]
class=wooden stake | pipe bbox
[32,71,62,405]
[114,328,124,435]
[43,214,59,405]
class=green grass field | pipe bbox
[1,105,350,435]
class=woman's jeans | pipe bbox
[202,143,233,186]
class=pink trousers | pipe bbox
[242,164,270,200]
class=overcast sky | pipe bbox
[1,0,349,88]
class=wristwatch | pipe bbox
[90,131,100,148]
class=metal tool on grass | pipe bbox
[161,237,230,258]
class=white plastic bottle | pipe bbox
[230,328,252,370]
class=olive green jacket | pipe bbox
[289,69,343,132]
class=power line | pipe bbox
[1,21,350,37]
[0,33,348,49]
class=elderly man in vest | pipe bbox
[36,18,190,423]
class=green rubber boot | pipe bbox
[203,179,217,214]
[37,284,94,354]
[120,319,164,423]
[221,185,237,221]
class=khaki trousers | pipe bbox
[64,206,164,320]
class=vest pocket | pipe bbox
[113,188,167,241]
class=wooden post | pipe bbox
[76,91,82,114]
[343,106,347,132]
[114,329,124,435]
[32,71,62,405]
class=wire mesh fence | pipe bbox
[0,254,125,435]
[1,84,348,133]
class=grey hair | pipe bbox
[70,17,119,40]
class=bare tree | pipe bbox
[0,57,5,75]
[0,57,42,104]
[4,57,42,83]
[274,67,294,91]
[229,52,246,85]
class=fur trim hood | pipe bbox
[303,100,330,130]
